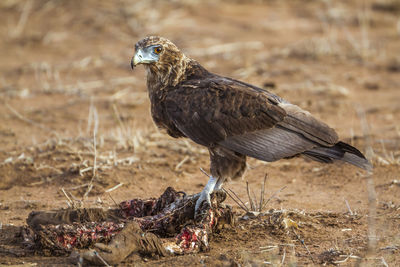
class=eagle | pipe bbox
[131,36,372,214]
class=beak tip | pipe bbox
[130,59,135,70]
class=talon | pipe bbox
[194,175,218,217]
[195,191,211,213]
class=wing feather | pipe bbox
[278,103,338,146]
[220,126,317,161]
[165,76,286,147]
[164,74,339,162]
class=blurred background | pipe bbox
[0,0,399,264]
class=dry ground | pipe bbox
[0,0,399,266]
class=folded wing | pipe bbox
[165,75,371,170]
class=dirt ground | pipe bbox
[0,0,399,266]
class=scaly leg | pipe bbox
[214,177,225,191]
[195,176,217,213]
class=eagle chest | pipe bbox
[150,93,183,138]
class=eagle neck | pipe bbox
[145,55,192,94]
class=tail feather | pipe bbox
[303,141,372,171]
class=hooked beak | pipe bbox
[131,49,145,69]
[130,57,134,69]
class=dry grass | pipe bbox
[224,174,287,215]
[0,0,398,266]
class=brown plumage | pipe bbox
[131,36,372,212]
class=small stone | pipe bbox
[363,81,379,90]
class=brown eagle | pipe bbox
[131,36,372,213]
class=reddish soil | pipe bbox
[0,0,399,266]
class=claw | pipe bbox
[194,176,217,216]
[195,190,212,212]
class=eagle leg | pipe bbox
[214,178,225,191]
[195,176,217,213]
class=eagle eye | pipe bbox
[154,46,162,54]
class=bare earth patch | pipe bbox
[0,0,399,266]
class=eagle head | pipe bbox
[131,36,183,69]
[131,36,192,87]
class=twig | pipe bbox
[61,188,74,209]
[259,174,267,212]
[259,245,278,249]
[293,229,315,264]
[112,102,128,135]
[80,166,93,176]
[10,0,33,38]
[5,102,50,131]
[108,193,120,210]
[281,247,286,265]
[222,188,248,212]
[333,254,352,264]
[83,183,94,201]
[344,198,354,215]
[83,104,99,200]
[175,155,190,171]
[246,181,255,211]
[67,191,81,204]
[93,250,111,267]
[66,183,89,191]
[86,97,94,135]
[105,183,124,193]
[92,106,98,178]
[262,186,287,210]
[228,188,248,212]
[381,257,389,267]
[260,246,278,253]
[199,167,210,178]
[355,106,377,255]
[251,188,258,211]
